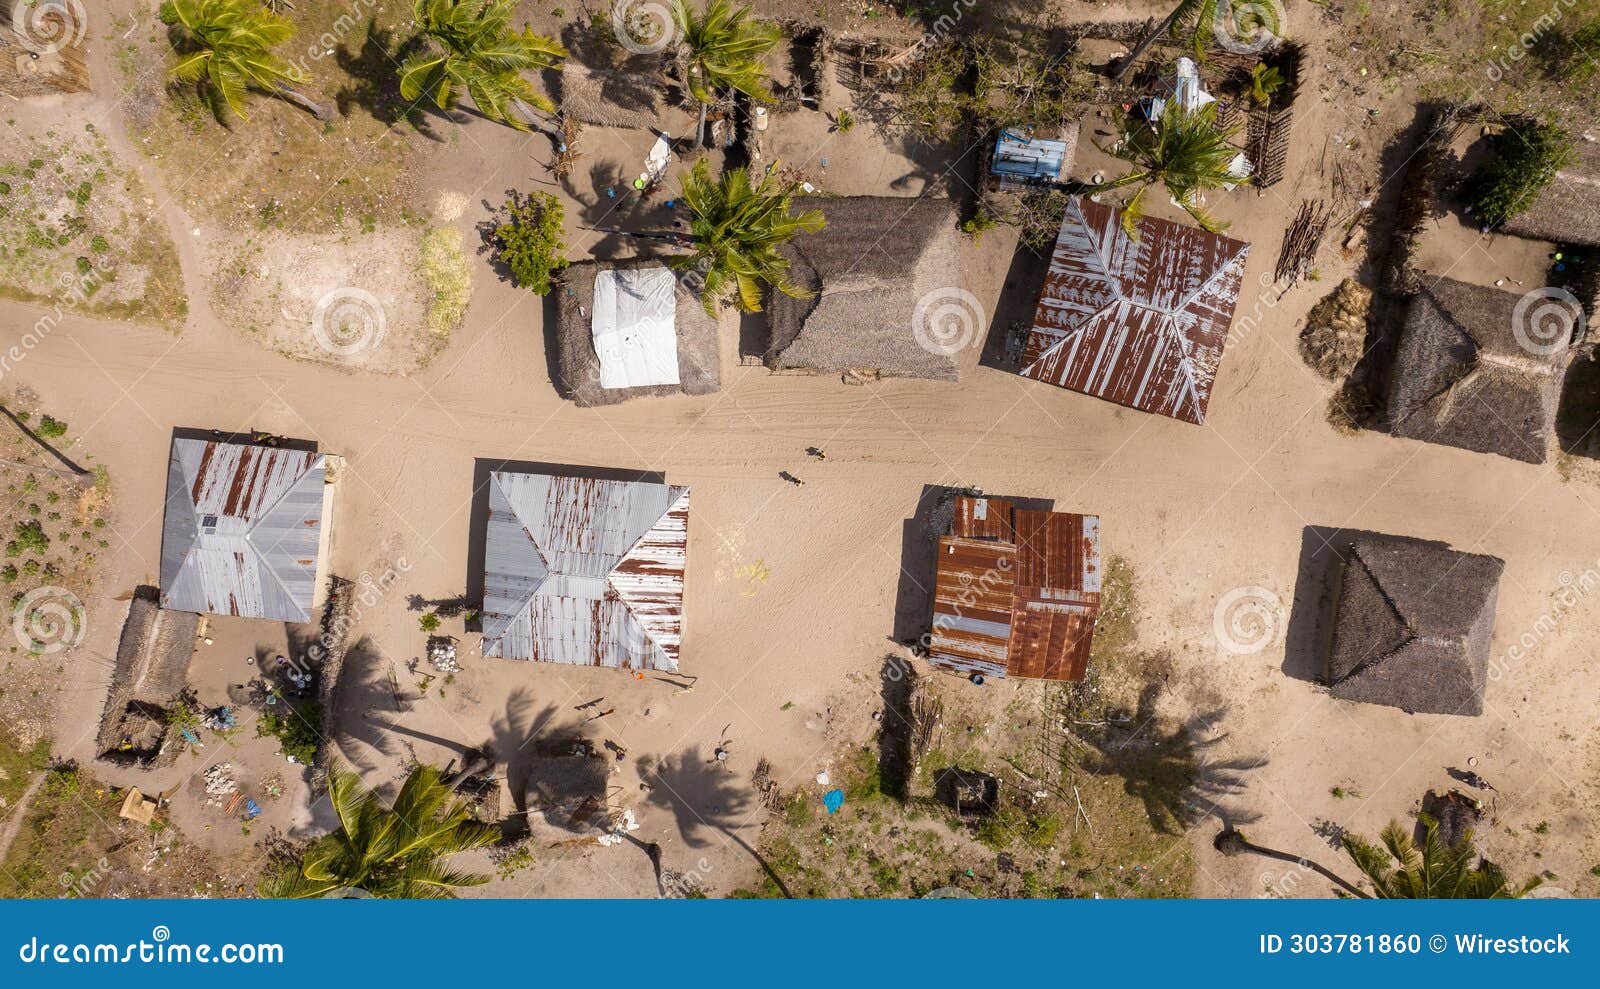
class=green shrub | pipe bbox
[1462,120,1574,228]
[492,191,568,295]
[12,520,48,555]
[37,415,67,438]
[256,698,323,765]
[418,611,441,633]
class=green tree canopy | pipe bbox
[677,158,825,315]
[400,0,567,128]
[261,764,498,899]
[1095,101,1245,235]
[158,0,328,122]
[1342,818,1540,899]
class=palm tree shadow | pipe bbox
[645,748,793,897]
[1078,684,1265,835]
[333,18,448,140]
[486,688,570,824]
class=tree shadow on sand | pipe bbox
[645,748,793,897]
[1075,685,1265,835]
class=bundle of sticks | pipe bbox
[1275,199,1334,287]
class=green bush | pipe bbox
[418,611,441,633]
[492,191,568,295]
[256,698,323,765]
[12,520,48,555]
[37,415,68,438]
[1462,120,1574,228]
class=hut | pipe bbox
[1387,276,1575,464]
[1501,140,1600,247]
[1018,197,1251,424]
[554,25,669,130]
[95,596,199,768]
[924,495,1101,682]
[522,737,616,841]
[554,260,721,406]
[989,123,1078,189]
[159,436,333,623]
[1324,533,1504,716]
[1419,789,1485,849]
[765,196,965,380]
[480,470,690,671]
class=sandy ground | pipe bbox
[0,1,1596,898]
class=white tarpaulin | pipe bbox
[592,267,681,389]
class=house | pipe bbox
[765,196,965,381]
[1501,139,1600,248]
[1018,197,1251,424]
[1324,533,1504,716]
[554,260,720,406]
[480,471,690,671]
[925,495,1101,683]
[989,123,1078,189]
[159,436,332,623]
[1387,276,1575,464]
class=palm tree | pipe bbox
[677,158,825,316]
[1114,0,1284,80]
[261,763,498,899]
[400,0,567,132]
[1341,818,1541,899]
[1092,101,1244,235]
[672,0,781,147]
[158,0,331,122]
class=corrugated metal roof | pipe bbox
[927,497,1100,683]
[481,472,688,671]
[1020,197,1250,424]
[992,130,1070,184]
[159,438,327,623]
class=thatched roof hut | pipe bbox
[554,25,669,130]
[95,596,199,766]
[1325,533,1503,716]
[1420,789,1485,849]
[522,738,615,841]
[1502,140,1600,247]
[554,260,720,406]
[765,196,964,380]
[1387,276,1574,464]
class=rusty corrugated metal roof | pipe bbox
[159,438,327,623]
[1019,197,1250,424]
[481,473,688,671]
[927,497,1100,683]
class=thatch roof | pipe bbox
[95,597,199,762]
[1387,276,1573,464]
[554,259,720,406]
[1420,789,1485,849]
[1325,533,1503,716]
[1502,140,1600,247]
[765,196,964,380]
[554,25,668,130]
